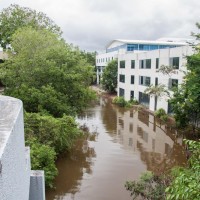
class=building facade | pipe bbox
[96,39,193,113]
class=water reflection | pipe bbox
[116,108,187,174]
[46,138,96,200]
[46,96,187,200]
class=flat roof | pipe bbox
[106,39,189,49]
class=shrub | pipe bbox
[112,96,127,107]
[155,108,166,118]
[125,171,166,200]
[129,98,139,105]
[26,139,58,188]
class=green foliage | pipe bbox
[169,23,200,131]
[144,84,169,98]
[0,4,62,49]
[112,96,127,107]
[26,139,58,188]
[155,108,168,122]
[112,96,138,108]
[0,7,97,189]
[158,65,177,77]
[155,108,167,118]
[25,112,81,154]
[125,171,166,200]
[101,60,118,93]
[0,27,96,117]
[129,98,139,105]
[165,140,200,200]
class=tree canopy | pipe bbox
[0,27,96,117]
[169,23,200,133]
[0,4,62,49]
[101,59,118,93]
[0,5,96,187]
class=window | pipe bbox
[131,60,135,68]
[145,77,151,86]
[131,75,135,84]
[130,90,134,99]
[168,78,178,89]
[139,92,150,108]
[146,59,151,69]
[120,60,125,68]
[119,74,125,83]
[156,58,159,69]
[119,88,125,97]
[139,59,151,69]
[170,57,179,69]
[139,60,144,69]
[155,77,158,86]
[139,76,151,86]
[167,102,173,114]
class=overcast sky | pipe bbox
[0,0,200,51]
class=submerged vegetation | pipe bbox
[112,96,139,107]
[0,4,96,187]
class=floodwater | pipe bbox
[46,96,187,200]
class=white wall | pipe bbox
[117,46,193,112]
[0,96,46,200]
[0,96,30,200]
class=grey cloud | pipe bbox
[0,0,199,51]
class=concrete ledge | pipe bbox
[29,170,45,200]
[0,95,23,158]
[0,95,30,200]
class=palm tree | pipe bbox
[144,84,169,111]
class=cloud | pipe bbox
[0,0,200,51]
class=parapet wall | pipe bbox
[0,96,45,200]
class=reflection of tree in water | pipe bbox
[46,138,96,200]
[101,97,118,134]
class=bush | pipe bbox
[155,108,166,118]
[26,139,58,188]
[125,171,166,200]
[112,96,128,107]
[129,98,139,105]
[25,112,82,154]
[155,108,168,122]
[113,97,139,107]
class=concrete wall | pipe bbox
[0,96,30,200]
[29,171,45,200]
[0,96,45,200]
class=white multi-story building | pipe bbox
[96,39,194,113]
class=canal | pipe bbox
[46,96,187,200]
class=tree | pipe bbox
[169,23,200,132]
[144,84,169,110]
[158,65,177,77]
[25,112,82,154]
[165,140,200,200]
[101,60,118,93]
[0,4,62,49]
[0,27,96,117]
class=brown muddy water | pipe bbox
[46,96,187,200]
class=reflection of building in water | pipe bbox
[117,109,173,154]
[116,108,186,172]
